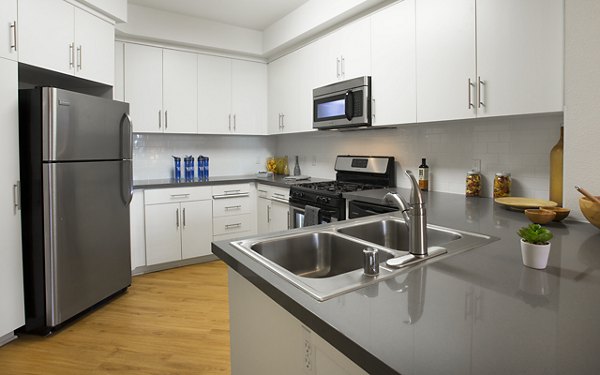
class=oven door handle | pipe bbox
[345,90,354,121]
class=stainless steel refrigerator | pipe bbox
[19,87,133,334]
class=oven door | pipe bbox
[347,200,399,219]
[290,204,339,229]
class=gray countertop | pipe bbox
[133,174,330,190]
[212,189,600,374]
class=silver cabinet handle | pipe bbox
[258,189,268,194]
[341,56,345,78]
[10,21,17,51]
[213,192,249,199]
[13,182,20,213]
[77,45,82,70]
[336,57,341,78]
[372,98,376,123]
[158,110,162,129]
[225,205,242,210]
[280,113,284,129]
[69,43,75,68]
[176,208,180,228]
[225,223,242,229]
[165,110,168,129]
[228,114,232,131]
[233,114,237,131]
[278,113,282,130]
[182,208,186,227]
[478,76,485,108]
[468,78,474,109]
[267,205,271,223]
[170,193,190,198]
[287,211,290,229]
[271,197,288,204]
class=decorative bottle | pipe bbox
[293,155,301,176]
[549,126,564,206]
[418,158,429,191]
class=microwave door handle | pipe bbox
[345,90,354,121]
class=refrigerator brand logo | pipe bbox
[58,100,70,106]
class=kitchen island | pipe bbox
[213,189,600,375]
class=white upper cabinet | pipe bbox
[197,55,267,135]
[0,0,18,61]
[73,7,114,85]
[371,0,417,126]
[18,0,115,85]
[417,0,564,123]
[476,0,563,117]
[124,43,163,133]
[114,41,124,101]
[314,17,371,87]
[416,0,477,123]
[163,49,198,134]
[268,44,316,134]
[198,53,232,134]
[231,59,268,134]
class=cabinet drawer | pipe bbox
[212,183,251,197]
[213,214,253,236]
[213,196,252,217]
[145,186,212,205]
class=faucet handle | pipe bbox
[405,170,424,205]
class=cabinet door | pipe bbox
[124,43,163,133]
[0,0,18,61]
[163,49,198,134]
[198,54,231,134]
[476,0,563,117]
[0,58,24,337]
[269,200,290,233]
[416,0,476,123]
[371,1,417,126]
[339,17,371,81]
[181,200,213,259]
[145,203,182,265]
[18,0,74,76]
[129,190,146,270]
[232,59,268,134]
[73,7,114,85]
[257,197,270,234]
[267,55,286,134]
[114,42,124,101]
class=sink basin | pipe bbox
[230,214,498,301]
[337,218,461,251]
[250,232,395,278]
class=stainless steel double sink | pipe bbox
[230,215,497,301]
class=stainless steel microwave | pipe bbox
[313,76,371,130]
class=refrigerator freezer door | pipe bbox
[42,88,130,162]
[43,161,131,326]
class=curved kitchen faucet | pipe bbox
[384,170,446,268]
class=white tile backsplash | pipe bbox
[275,114,563,198]
[132,133,276,180]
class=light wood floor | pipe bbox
[0,261,231,374]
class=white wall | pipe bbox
[276,115,563,198]
[76,0,127,22]
[563,0,600,221]
[117,4,264,57]
[132,134,276,180]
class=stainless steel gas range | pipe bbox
[289,155,396,228]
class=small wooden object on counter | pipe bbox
[549,126,564,206]
[539,206,571,222]
[579,196,600,230]
[575,186,600,204]
[495,197,557,210]
[524,209,556,224]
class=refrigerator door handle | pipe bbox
[120,113,133,159]
[120,160,134,206]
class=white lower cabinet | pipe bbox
[212,183,257,241]
[0,57,24,343]
[256,184,290,234]
[144,187,213,266]
[229,269,367,375]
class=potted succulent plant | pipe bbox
[517,223,553,269]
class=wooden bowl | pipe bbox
[524,209,556,224]
[539,206,571,222]
[579,197,600,230]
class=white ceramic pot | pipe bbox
[520,239,551,270]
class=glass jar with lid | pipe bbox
[465,170,481,197]
[493,172,511,198]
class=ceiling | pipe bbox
[129,0,310,31]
